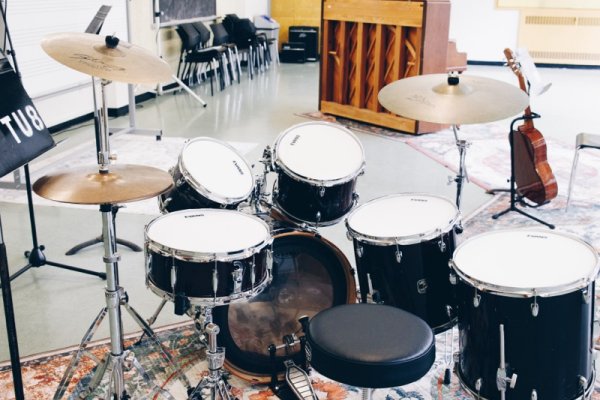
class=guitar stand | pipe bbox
[491,114,555,229]
[65,204,142,255]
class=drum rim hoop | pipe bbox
[449,228,600,297]
[146,275,272,306]
[144,209,273,262]
[217,227,357,383]
[345,193,461,245]
[178,137,255,204]
[273,121,366,187]
[271,199,357,227]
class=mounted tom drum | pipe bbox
[272,121,365,226]
[159,137,254,212]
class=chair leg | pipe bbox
[566,148,581,211]
[234,47,243,82]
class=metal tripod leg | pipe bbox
[53,308,108,399]
[123,301,193,391]
[188,321,237,400]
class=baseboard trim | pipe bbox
[467,60,600,69]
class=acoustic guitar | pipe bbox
[504,48,557,205]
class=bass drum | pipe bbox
[213,226,356,382]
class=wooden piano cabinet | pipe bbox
[319,0,465,134]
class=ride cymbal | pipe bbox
[378,74,529,125]
[41,32,172,85]
[33,164,174,205]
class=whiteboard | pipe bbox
[158,0,217,27]
[5,0,127,99]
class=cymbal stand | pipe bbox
[449,125,468,233]
[65,78,142,256]
[492,115,555,229]
[53,78,191,399]
[188,306,236,400]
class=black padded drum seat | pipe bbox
[306,303,435,388]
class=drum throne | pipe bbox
[305,303,435,399]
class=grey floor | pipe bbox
[0,61,599,363]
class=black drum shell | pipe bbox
[353,232,456,333]
[147,249,268,301]
[456,278,594,400]
[159,166,242,213]
[212,229,356,381]
[273,171,357,225]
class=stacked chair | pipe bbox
[175,23,228,95]
[222,14,272,79]
[175,16,274,94]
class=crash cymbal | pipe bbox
[378,74,529,125]
[33,164,173,205]
[41,32,172,85]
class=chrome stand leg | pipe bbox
[123,301,193,391]
[188,311,236,400]
[53,308,107,399]
[452,125,470,211]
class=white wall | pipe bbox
[217,0,269,19]
[449,0,520,62]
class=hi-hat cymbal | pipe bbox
[33,164,173,205]
[378,74,529,125]
[41,32,172,85]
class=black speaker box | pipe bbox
[289,26,318,61]
[280,42,306,63]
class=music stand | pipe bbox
[0,1,105,281]
[0,20,55,400]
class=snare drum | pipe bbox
[145,209,273,308]
[272,121,365,226]
[346,193,460,333]
[159,137,254,213]
[450,229,599,400]
[212,224,356,382]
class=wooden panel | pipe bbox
[323,0,424,27]
[321,101,417,132]
[421,0,450,74]
[319,0,457,134]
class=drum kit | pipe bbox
[31,31,598,400]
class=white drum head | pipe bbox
[452,229,599,296]
[180,138,254,203]
[347,194,459,243]
[146,209,271,256]
[275,122,365,184]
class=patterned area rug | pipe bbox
[1,320,599,399]
[0,135,258,215]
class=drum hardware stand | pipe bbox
[491,114,555,229]
[53,203,192,400]
[267,316,317,400]
[186,306,238,400]
[496,324,518,400]
[442,306,456,385]
[54,71,190,399]
[65,204,142,255]
[448,125,468,233]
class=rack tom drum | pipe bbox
[272,121,365,226]
[159,137,254,212]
